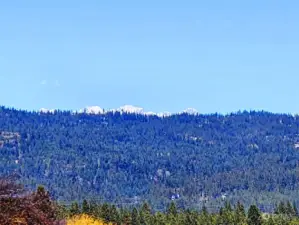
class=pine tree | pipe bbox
[109,205,121,225]
[131,207,140,225]
[274,203,279,214]
[153,212,167,225]
[167,201,178,216]
[140,202,152,225]
[293,202,298,217]
[201,204,208,216]
[56,203,69,220]
[278,202,286,214]
[286,201,296,217]
[224,200,233,212]
[122,210,132,225]
[82,199,90,214]
[247,205,262,225]
[167,202,178,224]
[141,202,151,214]
[235,201,246,224]
[70,201,80,216]
[89,201,98,215]
[219,207,224,216]
[199,205,211,225]
[185,210,198,225]
[267,216,275,225]
[101,203,110,222]
[219,201,234,225]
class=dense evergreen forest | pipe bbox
[1,106,299,210]
[1,176,299,225]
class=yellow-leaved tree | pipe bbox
[67,214,114,225]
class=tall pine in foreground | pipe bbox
[82,199,90,214]
[235,201,246,224]
[131,207,141,225]
[247,205,262,225]
[140,202,152,225]
[70,202,80,216]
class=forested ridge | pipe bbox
[1,106,299,210]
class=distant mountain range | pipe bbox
[40,105,199,117]
[1,106,299,211]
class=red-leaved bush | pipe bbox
[0,175,61,225]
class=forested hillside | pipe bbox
[1,106,299,210]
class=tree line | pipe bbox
[2,176,299,225]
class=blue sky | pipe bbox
[0,1,299,114]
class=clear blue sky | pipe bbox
[0,1,299,114]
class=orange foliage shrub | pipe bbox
[67,214,114,225]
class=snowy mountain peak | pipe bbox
[181,108,199,115]
[75,105,199,117]
[117,105,144,114]
[157,111,172,117]
[40,108,55,114]
[80,106,104,114]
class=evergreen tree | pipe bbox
[166,201,178,224]
[70,201,80,216]
[219,207,224,216]
[88,201,98,216]
[235,201,246,224]
[101,203,111,222]
[82,199,90,214]
[293,202,298,217]
[167,201,178,216]
[201,204,208,216]
[219,201,234,225]
[224,200,233,212]
[131,207,141,225]
[184,210,198,225]
[277,202,286,214]
[153,212,167,225]
[140,202,152,225]
[122,210,132,225]
[141,202,151,214]
[267,216,275,225]
[109,205,121,225]
[56,203,69,220]
[199,204,211,225]
[286,201,296,217]
[247,205,262,225]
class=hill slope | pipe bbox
[1,107,299,210]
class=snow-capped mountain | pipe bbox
[181,108,199,115]
[117,105,144,114]
[157,111,172,117]
[79,106,104,114]
[40,105,199,117]
[39,108,55,114]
